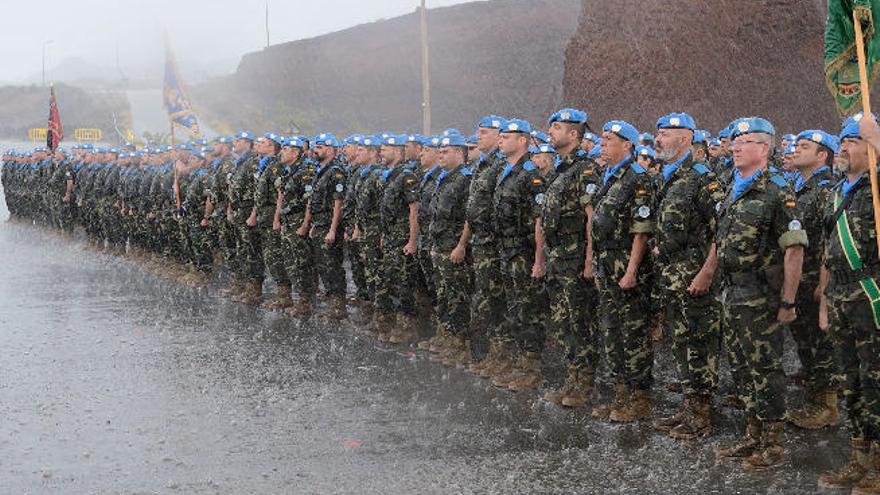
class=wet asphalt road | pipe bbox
[0,193,852,494]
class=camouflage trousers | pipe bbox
[184,220,213,272]
[547,254,600,371]
[790,275,837,392]
[235,223,265,282]
[828,288,880,441]
[598,278,653,390]
[375,240,416,316]
[470,243,507,343]
[216,217,237,270]
[499,251,547,354]
[310,226,345,296]
[418,247,437,305]
[664,286,720,396]
[281,227,316,297]
[347,239,370,301]
[722,281,785,421]
[358,228,383,300]
[431,249,473,336]
[262,227,290,286]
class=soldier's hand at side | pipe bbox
[296,224,308,237]
[618,271,637,290]
[531,259,546,279]
[450,245,465,264]
[687,268,713,296]
[583,260,594,281]
[777,307,797,324]
[272,219,281,231]
[819,295,830,331]
[352,226,362,242]
[403,241,417,256]
[813,285,823,303]
[62,193,70,203]
[325,230,336,245]
[200,218,208,227]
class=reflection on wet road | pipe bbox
[0,215,847,494]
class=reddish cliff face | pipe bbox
[195,0,579,136]
[562,0,851,135]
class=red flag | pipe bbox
[47,85,64,151]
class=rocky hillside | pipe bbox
[194,0,579,136]
[563,0,847,135]
[0,84,130,142]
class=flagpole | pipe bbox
[853,12,880,257]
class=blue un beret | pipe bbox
[441,134,468,147]
[729,117,775,140]
[635,146,655,159]
[424,135,443,148]
[547,108,588,127]
[603,120,639,145]
[531,130,550,144]
[535,143,556,154]
[796,130,840,154]
[314,133,340,147]
[234,131,254,141]
[501,119,532,134]
[478,116,506,129]
[656,112,696,131]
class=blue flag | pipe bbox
[163,41,201,137]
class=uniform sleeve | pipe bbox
[775,186,809,250]
[403,172,420,204]
[629,172,655,235]
[527,170,546,219]
[578,161,601,208]
[330,168,347,201]
[696,172,725,234]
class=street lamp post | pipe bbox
[42,40,54,86]
[420,0,431,135]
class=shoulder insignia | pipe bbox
[692,163,710,175]
[770,175,788,188]
[460,167,473,177]
[630,162,646,174]
[636,188,649,196]
[335,173,344,179]
[406,178,417,184]
[784,199,797,208]
[582,167,595,175]
[522,161,537,172]
[706,181,719,191]
[531,178,542,185]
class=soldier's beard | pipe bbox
[655,146,681,162]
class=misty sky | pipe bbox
[0,0,470,83]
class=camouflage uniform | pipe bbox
[592,155,656,390]
[355,164,386,303]
[376,165,420,316]
[228,151,264,283]
[790,167,837,394]
[309,159,347,296]
[208,154,237,266]
[716,168,807,422]
[343,163,370,301]
[418,165,442,305]
[492,155,547,354]
[466,150,507,351]
[182,167,213,272]
[824,176,880,443]
[655,153,724,397]
[254,156,289,288]
[428,164,473,335]
[542,148,602,372]
[279,159,316,297]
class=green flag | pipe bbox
[825,0,880,116]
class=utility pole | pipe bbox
[420,0,431,135]
[42,40,54,86]
[265,1,270,48]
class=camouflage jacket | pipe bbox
[380,165,420,247]
[715,167,807,286]
[355,164,386,235]
[794,166,834,278]
[541,148,600,262]
[591,154,655,282]
[279,159,314,229]
[824,175,878,301]
[418,165,442,247]
[428,164,472,252]
[492,155,545,259]
[654,153,725,283]
[466,150,505,247]
[228,151,260,222]
[254,155,283,228]
[309,158,346,230]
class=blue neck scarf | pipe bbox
[842,174,864,197]
[603,154,632,184]
[662,151,690,182]
[732,167,762,201]
[794,166,829,192]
